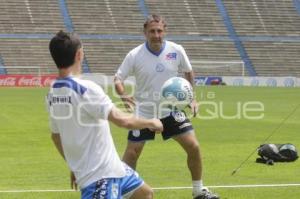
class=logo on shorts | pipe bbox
[179,122,191,129]
[93,179,108,199]
[172,111,186,122]
[111,183,119,199]
[132,130,140,137]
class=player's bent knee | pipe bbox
[126,142,144,155]
[129,184,153,199]
[186,142,200,156]
[143,188,154,199]
[125,147,141,159]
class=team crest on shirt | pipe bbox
[166,52,177,60]
[172,111,186,122]
[156,63,165,72]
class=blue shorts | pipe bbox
[81,164,143,199]
[128,111,194,142]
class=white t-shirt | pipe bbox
[46,76,126,188]
[115,41,193,119]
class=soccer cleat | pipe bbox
[193,188,220,199]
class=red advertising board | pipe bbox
[0,74,57,87]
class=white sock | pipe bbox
[192,180,203,197]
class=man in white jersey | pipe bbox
[114,15,219,199]
[47,30,163,199]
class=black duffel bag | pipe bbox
[256,143,298,165]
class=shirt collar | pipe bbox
[145,41,166,56]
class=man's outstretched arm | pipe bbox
[108,106,163,132]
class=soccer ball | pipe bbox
[161,77,193,110]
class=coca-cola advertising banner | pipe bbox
[0,74,57,87]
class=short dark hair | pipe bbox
[143,14,167,30]
[49,30,82,69]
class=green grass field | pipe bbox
[0,86,299,199]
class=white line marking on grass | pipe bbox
[153,183,300,190]
[0,189,76,193]
[1,184,300,193]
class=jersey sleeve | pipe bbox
[81,83,114,120]
[178,45,193,72]
[115,52,134,81]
